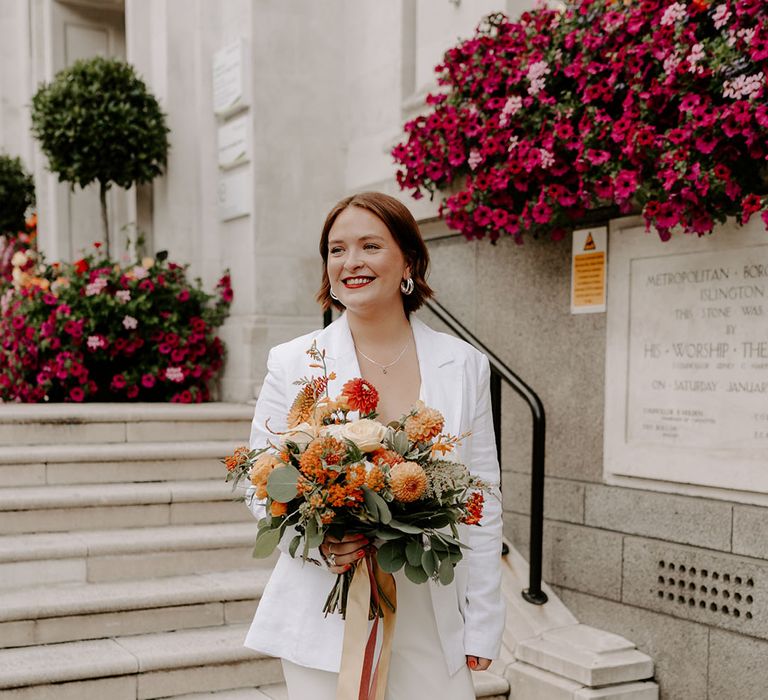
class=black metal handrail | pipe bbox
[322,298,548,605]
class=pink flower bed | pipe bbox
[393,0,768,242]
[1,244,232,402]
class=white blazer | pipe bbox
[243,313,505,675]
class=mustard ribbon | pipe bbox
[336,554,397,700]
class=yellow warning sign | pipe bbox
[573,252,606,308]
[583,233,596,251]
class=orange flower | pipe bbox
[390,461,427,502]
[370,448,403,468]
[327,484,348,507]
[224,445,251,472]
[346,463,367,489]
[250,452,281,492]
[404,402,444,443]
[287,377,328,428]
[270,501,288,517]
[366,465,386,493]
[299,436,346,482]
[462,491,484,525]
[341,378,379,414]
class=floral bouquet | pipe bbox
[224,341,489,619]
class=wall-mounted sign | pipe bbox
[571,227,607,314]
[213,39,250,117]
[217,114,249,169]
[217,167,250,222]
[604,217,768,502]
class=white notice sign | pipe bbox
[213,39,249,116]
[627,249,768,450]
[217,167,250,222]
[217,115,249,169]
[604,217,768,501]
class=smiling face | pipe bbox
[326,206,410,316]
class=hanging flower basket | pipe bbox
[393,1,768,243]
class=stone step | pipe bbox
[0,480,250,534]
[0,402,253,446]
[0,569,270,649]
[0,621,510,700]
[169,669,510,699]
[0,440,238,487]
[0,624,283,700]
[0,521,261,589]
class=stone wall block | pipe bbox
[733,504,768,560]
[708,628,768,700]
[622,537,768,641]
[504,472,585,524]
[544,523,624,600]
[585,485,732,551]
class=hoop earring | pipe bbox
[400,277,414,295]
[330,288,339,301]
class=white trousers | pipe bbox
[280,570,475,700]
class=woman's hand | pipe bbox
[320,533,369,575]
[466,656,491,672]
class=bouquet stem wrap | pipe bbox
[337,553,397,700]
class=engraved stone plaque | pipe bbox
[604,218,768,500]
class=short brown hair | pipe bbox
[316,192,434,316]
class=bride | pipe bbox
[244,192,504,699]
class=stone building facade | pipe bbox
[1,1,767,697]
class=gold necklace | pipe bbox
[355,338,411,374]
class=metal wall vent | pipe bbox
[656,560,754,620]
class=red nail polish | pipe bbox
[357,550,365,558]
[468,659,477,669]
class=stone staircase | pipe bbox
[0,404,510,699]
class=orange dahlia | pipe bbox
[390,461,428,502]
[404,402,444,443]
[341,378,379,414]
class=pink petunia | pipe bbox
[165,366,184,383]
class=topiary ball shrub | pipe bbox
[0,154,35,236]
[30,57,169,254]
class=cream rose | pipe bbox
[340,419,386,452]
[281,421,318,449]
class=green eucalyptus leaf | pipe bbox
[252,526,281,559]
[362,485,392,524]
[438,557,455,585]
[389,519,423,534]
[376,540,406,573]
[405,539,423,567]
[422,548,440,576]
[266,465,300,502]
[404,562,429,584]
[288,534,301,558]
[304,515,325,551]
[392,430,410,456]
